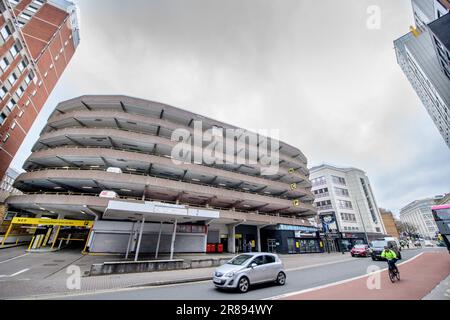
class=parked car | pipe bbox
[212,253,286,293]
[350,244,371,257]
[99,190,119,198]
[370,240,402,261]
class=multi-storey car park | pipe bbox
[2,95,318,257]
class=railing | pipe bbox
[10,191,312,221]
[21,166,314,202]
[30,145,311,187]
[38,125,309,174]
[313,192,329,198]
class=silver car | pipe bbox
[212,252,286,293]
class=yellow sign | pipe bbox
[290,183,297,190]
[11,217,94,228]
[296,241,299,248]
[288,168,295,174]
[293,199,300,206]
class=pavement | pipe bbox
[275,250,450,300]
[423,274,450,300]
[0,246,353,299]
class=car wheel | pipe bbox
[237,276,250,293]
[351,254,355,257]
[371,257,376,261]
[276,272,286,286]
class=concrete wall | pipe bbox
[87,220,207,253]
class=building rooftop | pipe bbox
[309,163,366,175]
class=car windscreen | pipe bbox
[370,240,387,248]
[227,254,253,265]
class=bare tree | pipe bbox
[395,220,418,237]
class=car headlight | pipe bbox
[225,271,235,278]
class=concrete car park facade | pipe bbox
[4,95,317,256]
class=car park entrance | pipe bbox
[0,217,94,252]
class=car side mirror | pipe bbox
[250,263,257,268]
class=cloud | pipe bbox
[11,0,450,216]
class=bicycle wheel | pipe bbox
[395,270,400,281]
[388,270,396,283]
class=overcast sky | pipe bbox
[10,0,450,217]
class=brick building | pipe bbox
[0,0,79,180]
[380,208,400,238]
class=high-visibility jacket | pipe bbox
[381,249,397,260]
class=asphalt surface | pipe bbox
[54,249,431,300]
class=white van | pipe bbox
[384,237,401,251]
[106,167,122,174]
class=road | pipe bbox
[51,249,442,300]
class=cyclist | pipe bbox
[381,245,398,273]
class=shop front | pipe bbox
[235,225,257,253]
[337,232,367,252]
[261,224,322,254]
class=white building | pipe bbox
[394,0,450,148]
[400,196,441,239]
[310,164,386,248]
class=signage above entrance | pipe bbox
[11,217,94,227]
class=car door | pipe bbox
[247,255,265,284]
[263,255,278,281]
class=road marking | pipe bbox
[0,253,30,264]
[13,279,213,300]
[0,268,30,278]
[285,258,354,272]
[264,252,425,300]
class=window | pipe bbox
[251,256,264,266]
[0,57,9,71]
[1,24,11,40]
[8,72,17,85]
[0,86,7,99]
[340,213,356,222]
[18,59,27,72]
[33,0,45,5]
[316,200,332,209]
[27,5,38,13]
[19,13,32,21]
[6,99,16,111]
[0,112,5,125]
[334,187,349,197]
[360,178,378,224]
[18,110,23,118]
[264,255,276,264]
[311,176,326,186]
[10,121,16,130]
[332,175,346,185]
[25,73,33,84]
[9,44,19,57]
[338,200,353,209]
[16,86,24,97]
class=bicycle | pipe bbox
[388,262,400,283]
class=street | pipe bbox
[40,248,447,300]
